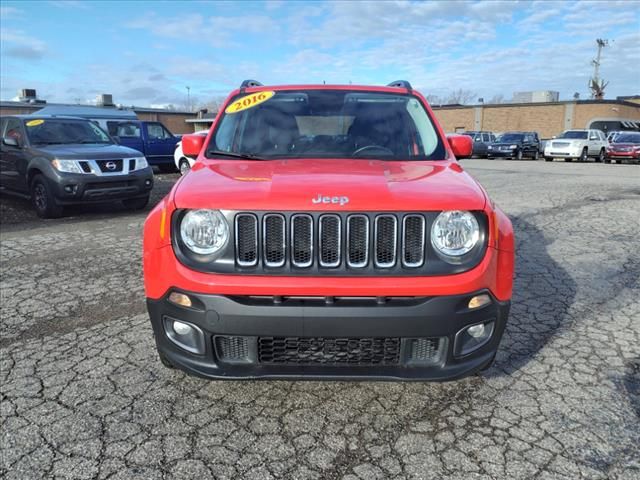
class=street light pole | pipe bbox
[186,86,191,112]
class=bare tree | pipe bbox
[487,94,505,104]
[425,94,443,105]
[444,89,477,105]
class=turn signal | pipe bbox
[168,292,193,308]
[468,294,491,309]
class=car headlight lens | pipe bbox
[51,159,83,173]
[431,211,480,259]
[133,157,148,170]
[509,144,517,149]
[180,209,229,255]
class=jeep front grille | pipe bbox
[235,212,431,271]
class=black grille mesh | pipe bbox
[236,215,257,265]
[409,338,440,362]
[403,216,425,266]
[347,216,368,266]
[292,215,312,266]
[320,216,340,266]
[264,215,285,266]
[375,216,397,266]
[259,337,401,365]
[216,336,249,361]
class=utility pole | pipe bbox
[589,39,609,99]
[186,86,191,112]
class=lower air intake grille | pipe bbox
[258,337,401,365]
[215,336,250,362]
[408,338,443,363]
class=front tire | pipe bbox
[604,157,611,164]
[564,158,573,162]
[545,157,553,162]
[578,147,588,162]
[179,158,191,176]
[516,149,523,160]
[31,174,63,219]
[596,149,605,163]
[122,195,149,210]
[533,150,539,160]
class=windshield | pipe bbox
[207,89,446,160]
[613,133,640,144]
[25,118,112,145]
[559,131,588,140]
[495,133,523,143]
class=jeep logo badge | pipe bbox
[105,161,117,171]
[312,194,349,206]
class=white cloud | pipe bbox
[0,29,47,59]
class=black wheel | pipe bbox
[486,155,492,159]
[158,164,176,173]
[613,159,619,164]
[596,149,605,163]
[158,351,175,369]
[179,159,191,176]
[604,158,611,164]
[30,174,63,219]
[578,148,588,162]
[544,157,553,162]
[564,158,573,162]
[533,150,539,160]
[122,195,149,210]
[516,149,523,160]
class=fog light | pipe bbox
[454,320,495,357]
[163,316,205,354]
[172,321,192,335]
[468,294,491,309]
[145,179,152,186]
[467,323,485,338]
[168,292,192,308]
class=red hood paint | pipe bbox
[173,158,486,211]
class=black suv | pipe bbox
[462,131,496,157]
[0,115,154,218]
[487,131,540,160]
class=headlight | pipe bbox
[509,144,517,149]
[180,209,229,255]
[488,146,493,150]
[431,211,480,260]
[133,157,148,170]
[51,159,83,173]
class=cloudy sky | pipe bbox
[1,0,638,109]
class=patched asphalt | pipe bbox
[1,161,639,479]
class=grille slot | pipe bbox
[291,214,313,267]
[347,215,369,267]
[374,215,397,268]
[263,214,286,267]
[236,214,258,266]
[408,338,442,363]
[215,336,250,363]
[402,215,425,267]
[259,337,401,365]
[319,215,341,267]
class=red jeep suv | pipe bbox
[143,80,514,380]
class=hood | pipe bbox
[490,142,520,147]
[31,143,143,159]
[174,159,487,211]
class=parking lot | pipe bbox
[1,160,639,480]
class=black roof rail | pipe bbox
[240,79,264,89]
[387,80,412,90]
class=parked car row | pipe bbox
[461,128,639,164]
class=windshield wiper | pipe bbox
[78,140,111,144]
[34,141,67,145]
[206,150,267,161]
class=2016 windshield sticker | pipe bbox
[26,119,44,127]
[225,91,275,114]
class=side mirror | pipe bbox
[447,135,473,159]
[589,136,598,140]
[182,134,206,157]
[2,136,20,147]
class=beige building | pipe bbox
[432,98,640,138]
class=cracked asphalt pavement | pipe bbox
[1,161,639,479]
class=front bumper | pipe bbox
[147,289,510,381]
[487,149,516,157]
[607,151,639,160]
[51,167,154,205]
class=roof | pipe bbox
[35,105,137,119]
[431,99,640,109]
[0,100,193,115]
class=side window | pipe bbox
[482,133,490,142]
[0,118,6,137]
[106,121,120,136]
[4,119,24,144]
[115,122,141,138]
[147,123,172,140]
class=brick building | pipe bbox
[432,99,640,138]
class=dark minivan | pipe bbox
[0,115,154,218]
[487,131,540,160]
